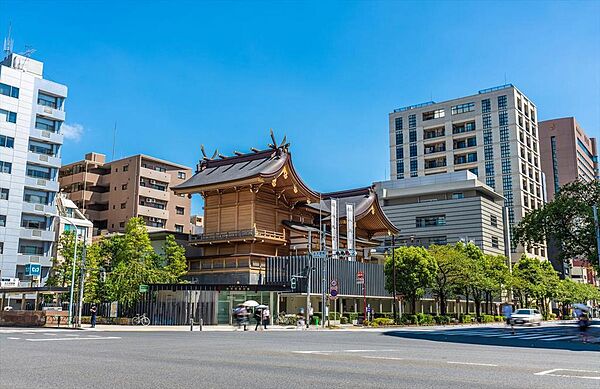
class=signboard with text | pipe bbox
[331,199,339,259]
[25,263,41,277]
[346,203,355,259]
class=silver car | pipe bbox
[510,308,543,326]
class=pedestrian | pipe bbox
[90,304,97,328]
[308,305,314,328]
[254,308,262,331]
[502,302,514,335]
[234,305,248,331]
[578,312,590,343]
[262,307,270,330]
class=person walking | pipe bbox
[502,302,514,335]
[90,304,97,328]
[254,309,262,331]
[262,307,270,330]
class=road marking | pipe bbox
[293,349,398,355]
[362,356,404,361]
[7,337,20,340]
[540,336,579,341]
[43,333,57,336]
[25,336,121,342]
[535,368,600,380]
[447,361,498,367]
[64,334,80,337]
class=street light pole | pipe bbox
[592,205,600,271]
[391,235,398,324]
[76,244,87,328]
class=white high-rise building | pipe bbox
[388,84,546,262]
[0,52,67,286]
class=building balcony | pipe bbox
[27,151,61,168]
[35,103,66,122]
[140,167,171,183]
[29,128,63,145]
[16,254,53,267]
[138,204,170,220]
[21,202,56,216]
[19,228,55,242]
[190,228,286,245]
[24,176,59,192]
[139,186,169,201]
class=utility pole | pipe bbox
[391,235,398,324]
[502,206,513,301]
[593,205,600,271]
[68,230,79,327]
[305,264,311,329]
[77,244,87,328]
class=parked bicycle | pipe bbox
[132,313,150,326]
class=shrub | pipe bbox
[416,313,435,325]
[340,316,349,325]
[346,313,359,322]
[434,315,451,325]
[372,318,394,326]
[400,314,417,325]
[460,314,473,324]
[544,313,557,321]
[481,315,495,323]
[494,316,504,322]
[374,312,394,319]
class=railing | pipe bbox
[478,83,513,94]
[190,228,285,243]
[393,101,436,113]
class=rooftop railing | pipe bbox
[190,228,285,243]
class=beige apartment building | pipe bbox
[59,152,192,235]
[389,84,546,262]
[539,117,598,200]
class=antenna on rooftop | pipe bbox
[111,122,117,161]
[20,45,36,58]
[3,23,14,57]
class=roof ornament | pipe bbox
[268,129,291,154]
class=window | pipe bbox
[29,141,55,156]
[123,165,129,172]
[396,146,404,159]
[469,167,479,176]
[177,171,186,179]
[501,158,511,174]
[491,236,499,248]
[452,192,464,199]
[455,152,477,164]
[395,117,403,131]
[21,214,47,229]
[484,145,494,160]
[0,109,17,123]
[0,161,12,174]
[485,160,494,175]
[409,144,417,157]
[485,176,495,188]
[0,135,14,148]
[122,184,128,190]
[551,136,560,194]
[0,188,8,200]
[26,164,51,179]
[396,161,404,179]
[423,127,445,139]
[395,131,403,145]
[481,99,491,113]
[37,92,61,109]
[176,206,185,215]
[120,202,127,209]
[410,158,418,172]
[175,224,184,233]
[408,114,416,128]
[500,143,511,158]
[499,126,509,142]
[490,215,498,227]
[35,116,60,132]
[409,130,417,143]
[423,109,445,121]
[482,114,492,129]
[119,222,125,228]
[498,111,508,126]
[0,82,19,98]
[23,189,49,204]
[0,242,3,254]
[0,215,5,227]
[416,215,446,227]
[451,102,475,115]
[452,121,475,134]
[498,95,507,110]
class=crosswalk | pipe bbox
[415,327,586,343]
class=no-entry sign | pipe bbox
[356,271,364,284]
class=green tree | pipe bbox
[161,234,188,282]
[513,180,600,273]
[46,231,85,302]
[481,254,511,314]
[455,242,488,319]
[429,244,467,315]
[512,256,560,316]
[385,246,437,314]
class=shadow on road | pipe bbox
[382,325,600,352]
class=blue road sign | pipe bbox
[330,290,338,297]
[25,263,41,277]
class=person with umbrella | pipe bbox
[254,305,270,330]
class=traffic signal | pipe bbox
[290,276,297,291]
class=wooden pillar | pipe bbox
[21,294,26,310]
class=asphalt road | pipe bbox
[1,323,599,388]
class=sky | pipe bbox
[2,0,599,215]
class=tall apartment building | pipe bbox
[0,53,67,283]
[59,152,192,234]
[539,117,598,200]
[389,84,546,261]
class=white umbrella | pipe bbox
[242,300,259,307]
[573,303,590,312]
[256,305,268,309]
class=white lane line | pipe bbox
[535,368,600,380]
[43,333,57,336]
[7,337,20,340]
[447,361,498,367]
[517,334,565,340]
[23,332,35,335]
[293,349,399,355]
[64,334,80,337]
[362,356,404,361]
[25,336,121,342]
[539,335,579,341]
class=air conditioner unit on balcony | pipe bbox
[41,131,51,138]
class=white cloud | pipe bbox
[61,123,84,142]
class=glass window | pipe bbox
[416,215,446,227]
[123,165,129,172]
[0,109,17,123]
[176,206,185,215]
[423,109,445,121]
[498,95,507,110]
[490,215,498,227]
[409,130,417,143]
[29,141,55,155]
[0,135,14,148]
[26,164,51,179]
[177,171,186,179]
[410,158,418,172]
[35,116,60,132]
[394,117,403,131]
[395,131,403,145]
[492,236,499,248]
[0,188,8,200]
[408,114,417,128]
[452,121,476,134]
[482,114,492,129]
[451,102,475,115]
[0,161,12,174]
[37,92,61,109]
[122,184,128,190]
[410,144,417,158]
[452,192,464,199]
[396,146,403,160]
[0,82,19,98]
[175,224,184,233]
[0,215,5,227]
[120,202,126,209]
[481,99,491,113]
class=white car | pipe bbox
[510,308,543,326]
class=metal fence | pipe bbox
[266,255,389,297]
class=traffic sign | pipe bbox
[290,276,297,291]
[139,284,149,293]
[330,279,338,288]
[25,263,41,277]
[330,290,338,297]
[311,250,327,259]
[356,271,364,285]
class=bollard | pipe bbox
[199,317,203,331]
[190,315,194,332]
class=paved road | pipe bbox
[1,323,598,388]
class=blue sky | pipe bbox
[2,1,599,214]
